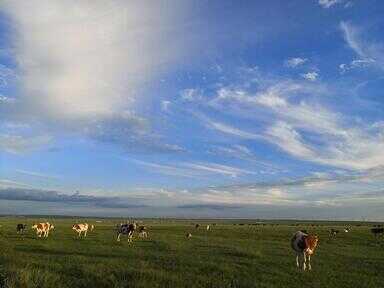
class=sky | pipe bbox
[0,0,383,220]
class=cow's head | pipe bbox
[50,225,55,230]
[31,224,38,229]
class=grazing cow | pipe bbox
[16,224,27,234]
[371,227,384,238]
[72,223,89,237]
[329,229,339,237]
[291,231,319,271]
[195,224,200,229]
[186,233,192,239]
[206,225,210,231]
[344,227,350,233]
[32,222,54,238]
[138,226,148,238]
[117,222,137,242]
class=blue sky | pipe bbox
[0,0,384,219]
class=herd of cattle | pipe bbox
[16,221,149,241]
[11,221,384,272]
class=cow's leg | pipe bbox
[307,254,312,271]
[117,233,121,241]
[84,230,87,237]
[302,252,307,271]
[296,253,300,269]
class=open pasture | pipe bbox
[0,218,383,288]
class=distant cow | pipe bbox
[138,226,148,238]
[16,224,27,234]
[186,233,192,239]
[32,222,54,238]
[195,224,200,229]
[344,227,350,233]
[117,222,137,242]
[206,225,210,231]
[72,223,89,237]
[329,229,339,237]
[291,231,319,271]
[371,227,384,238]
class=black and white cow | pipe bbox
[371,227,384,238]
[116,222,137,242]
[16,224,27,234]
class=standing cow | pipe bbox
[72,223,90,238]
[16,224,27,234]
[291,231,319,271]
[32,222,54,238]
[138,226,148,238]
[116,222,137,242]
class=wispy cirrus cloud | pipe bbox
[340,21,384,69]
[132,159,255,178]
[0,134,52,154]
[198,78,384,171]
[284,57,307,68]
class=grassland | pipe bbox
[0,217,383,288]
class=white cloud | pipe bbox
[340,21,384,69]
[180,88,202,102]
[284,57,307,68]
[0,64,17,87]
[1,1,196,120]
[208,80,384,171]
[208,121,261,139]
[266,121,315,159]
[301,71,318,81]
[339,58,375,73]
[0,134,52,154]
[161,100,171,112]
[182,162,255,178]
[0,95,15,104]
[318,0,342,9]
[132,159,255,178]
[0,1,202,154]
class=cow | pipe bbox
[195,224,200,229]
[16,224,27,234]
[72,223,89,238]
[206,225,210,231]
[138,226,148,238]
[186,233,192,239]
[371,227,384,238]
[291,231,319,271]
[116,222,137,242]
[344,227,350,233]
[329,229,339,237]
[32,222,54,238]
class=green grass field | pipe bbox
[0,217,383,288]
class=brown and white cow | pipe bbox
[72,223,90,237]
[291,231,319,271]
[32,222,54,238]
